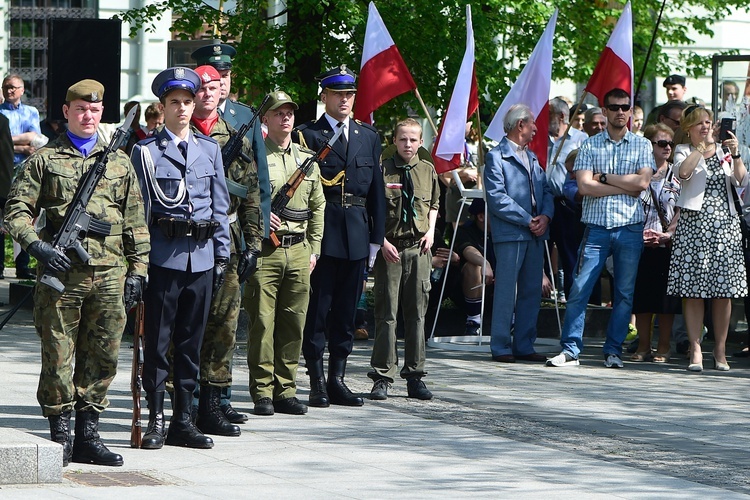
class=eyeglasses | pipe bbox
[664,116,680,126]
[652,140,675,148]
[606,104,631,112]
[2,85,22,91]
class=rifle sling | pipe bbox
[47,218,123,238]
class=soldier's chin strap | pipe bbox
[139,145,187,220]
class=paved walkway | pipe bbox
[0,274,749,498]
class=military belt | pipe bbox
[46,218,122,238]
[325,193,366,208]
[265,232,305,248]
[152,216,220,241]
[279,207,312,222]
[393,238,421,250]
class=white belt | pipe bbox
[227,212,238,223]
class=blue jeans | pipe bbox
[560,224,643,358]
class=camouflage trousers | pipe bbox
[200,252,241,387]
[245,240,310,401]
[33,265,126,417]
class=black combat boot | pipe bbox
[48,410,72,466]
[222,404,249,423]
[71,410,124,466]
[327,357,364,406]
[141,391,166,449]
[307,358,329,408]
[196,385,240,436]
[165,389,214,449]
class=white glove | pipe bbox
[368,243,381,270]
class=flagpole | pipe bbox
[634,0,667,102]
[551,91,589,167]
[474,107,485,168]
[414,88,438,136]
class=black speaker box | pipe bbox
[47,19,122,123]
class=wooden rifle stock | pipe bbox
[130,300,145,448]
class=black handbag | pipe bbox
[730,185,750,252]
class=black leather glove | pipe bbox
[237,249,260,284]
[28,240,72,273]
[213,257,229,294]
[123,274,144,312]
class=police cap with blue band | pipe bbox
[152,67,201,99]
[317,65,357,91]
[191,43,236,71]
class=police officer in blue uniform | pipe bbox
[130,67,231,450]
[191,42,271,423]
[294,66,385,407]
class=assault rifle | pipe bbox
[39,105,138,293]
[130,300,145,449]
[220,94,271,168]
[269,124,344,247]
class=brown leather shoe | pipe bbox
[354,328,369,340]
[515,353,547,362]
[491,354,516,363]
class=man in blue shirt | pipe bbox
[547,88,655,368]
[0,74,41,279]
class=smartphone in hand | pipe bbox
[720,117,736,142]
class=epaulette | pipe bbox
[194,133,219,146]
[354,119,378,134]
[234,100,255,113]
[298,145,315,155]
[294,121,312,133]
[139,136,158,146]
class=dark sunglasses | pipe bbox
[606,104,631,112]
[652,140,675,148]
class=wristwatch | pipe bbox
[599,173,608,184]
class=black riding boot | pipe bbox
[197,385,240,436]
[327,357,364,406]
[165,389,214,449]
[48,410,72,466]
[307,358,329,408]
[141,391,166,449]
[71,410,124,466]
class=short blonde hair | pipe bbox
[680,105,713,133]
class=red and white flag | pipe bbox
[354,2,417,124]
[485,10,558,169]
[432,5,479,174]
[585,1,633,104]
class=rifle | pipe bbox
[221,94,271,169]
[39,106,138,293]
[130,300,145,449]
[269,124,344,247]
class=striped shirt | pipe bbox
[573,130,655,229]
[0,101,41,165]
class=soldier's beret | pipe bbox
[152,67,201,99]
[317,65,357,91]
[663,74,686,87]
[195,65,221,84]
[191,43,236,71]
[260,90,298,115]
[66,79,104,103]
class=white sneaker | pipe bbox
[545,352,580,367]
[604,354,624,368]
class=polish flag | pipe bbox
[354,2,417,124]
[484,10,558,169]
[585,1,633,104]
[433,5,479,174]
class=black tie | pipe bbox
[178,141,188,160]
[337,122,348,151]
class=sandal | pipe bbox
[652,351,671,363]
[630,351,652,362]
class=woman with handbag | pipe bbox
[631,124,682,362]
[667,105,748,372]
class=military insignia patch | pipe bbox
[175,68,185,80]
[91,91,98,101]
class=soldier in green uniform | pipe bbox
[369,118,438,401]
[4,79,150,466]
[245,91,325,416]
[189,65,262,433]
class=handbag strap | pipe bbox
[648,185,670,233]
[730,183,743,216]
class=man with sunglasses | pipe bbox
[656,100,688,133]
[547,88,656,369]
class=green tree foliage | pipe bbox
[116,0,750,125]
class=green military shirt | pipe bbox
[265,137,325,256]
[192,118,263,254]
[4,133,150,277]
[382,153,440,240]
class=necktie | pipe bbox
[178,141,188,160]
[337,122,348,151]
